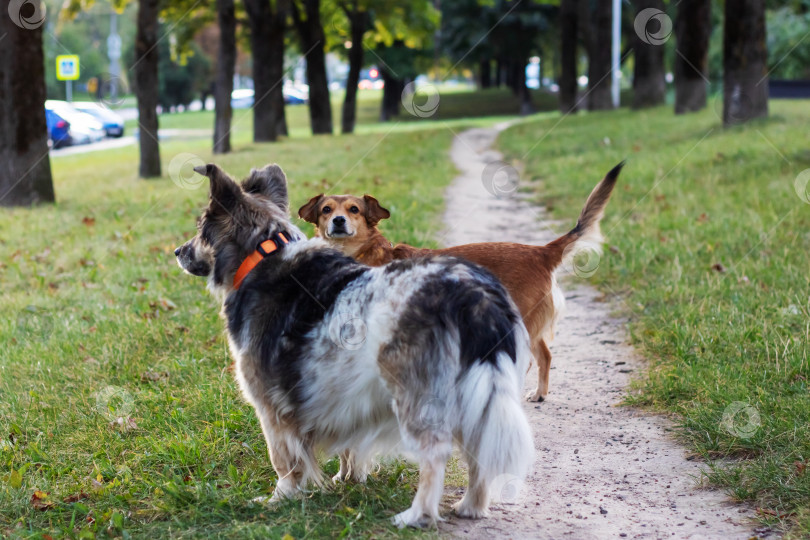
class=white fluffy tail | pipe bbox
[457,350,534,501]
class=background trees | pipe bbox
[674,0,711,114]
[723,0,768,125]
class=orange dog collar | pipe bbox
[233,232,291,290]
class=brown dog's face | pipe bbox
[298,194,390,251]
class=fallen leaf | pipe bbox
[795,461,807,476]
[110,417,138,432]
[697,213,709,223]
[63,492,89,503]
[141,371,169,382]
[30,490,55,511]
[82,216,96,226]
[9,469,22,489]
[711,262,727,273]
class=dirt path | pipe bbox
[437,124,764,539]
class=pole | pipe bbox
[66,80,72,102]
[611,0,621,108]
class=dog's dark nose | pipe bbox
[174,247,181,257]
[333,216,346,226]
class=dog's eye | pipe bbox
[322,206,332,215]
[350,206,360,214]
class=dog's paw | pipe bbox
[452,499,489,520]
[332,471,347,484]
[525,389,546,402]
[251,494,282,507]
[391,508,439,529]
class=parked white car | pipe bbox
[45,100,106,145]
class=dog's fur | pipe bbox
[176,163,534,527]
[299,164,623,402]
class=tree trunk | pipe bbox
[135,0,161,178]
[632,0,667,109]
[213,0,235,154]
[586,0,613,110]
[478,57,492,89]
[495,57,504,87]
[341,8,368,134]
[245,0,288,141]
[723,0,768,126]
[0,12,54,206]
[379,68,402,121]
[517,58,534,115]
[293,0,333,134]
[674,0,710,114]
[558,0,579,113]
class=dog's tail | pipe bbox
[457,345,534,501]
[545,161,624,269]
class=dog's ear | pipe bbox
[298,194,324,224]
[242,164,289,211]
[363,195,390,227]
[195,164,243,215]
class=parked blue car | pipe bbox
[72,102,125,137]
[45,108,71,148]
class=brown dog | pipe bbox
[299,163,623,401]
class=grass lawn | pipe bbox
[0,113,479,537]
[498,100,810,537]
[129,86,582,138]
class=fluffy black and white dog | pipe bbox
[175,163,534,527]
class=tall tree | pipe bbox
[244,0,289,141]
[558,0,579,113]
[586,0,612,110]
[135,0,161,177]
[0,2,55,206]
[674,0,710,114]
[213,0,236,153]
[339,1,370,134]
[292,0,333,134]
[723,0,768,125]
[632,0,666,108]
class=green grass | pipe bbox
[127,86,575,138]
[0,114,475,537]
[498,100,810,537]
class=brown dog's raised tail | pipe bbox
[545,161,624,265]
